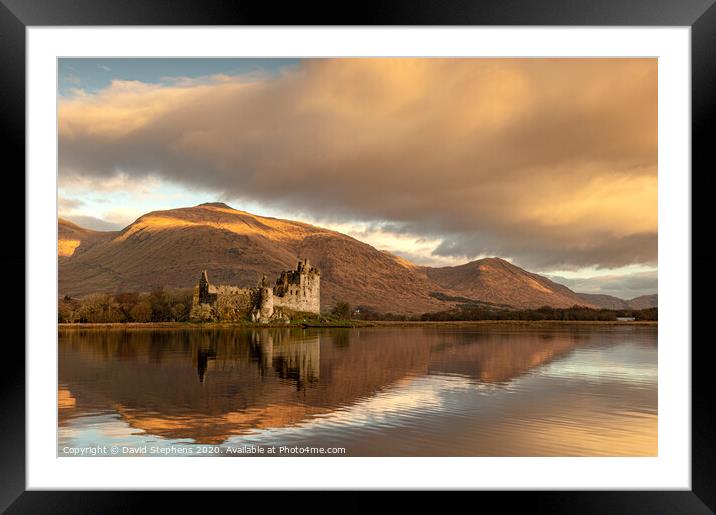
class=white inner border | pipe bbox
[27,27,690,490]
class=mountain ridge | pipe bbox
[575,292,658,310]
[58,203,657,313]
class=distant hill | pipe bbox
[58,202,655,313]
[576,292,658,310]
[58,218,117,259]
[626,294,658,309]
[424,258,594,309]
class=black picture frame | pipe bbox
[2,0,714,512]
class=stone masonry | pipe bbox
[190,259,320,323]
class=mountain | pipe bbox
[576,292,658,310]
[626,294,658,309]
[58,218,117,259]
[58,203,449,313]
[425,258,594,309]
[58,202,653,313]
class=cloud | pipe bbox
[58,196,84,211]
[432,229,657,271]
[62,215,125,231]
[100,208,145,227]
[308,220,469,267]
[58,58,657,270]
[63,74,81,85]
[548,270,657,299]
[59,172,164,195]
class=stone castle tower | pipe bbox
[198,270,213,304]
[190,259,320,323]
[272,258,321,314]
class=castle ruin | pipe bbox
[190,259,320,323]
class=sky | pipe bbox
[58,58,657,299]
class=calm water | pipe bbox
[58,325,657,456]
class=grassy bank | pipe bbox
[58,319,656,330]
[367,319,657,328]
[58,320,373,330]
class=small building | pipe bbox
[616,317,636,322]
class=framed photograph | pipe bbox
[4,0,714,511]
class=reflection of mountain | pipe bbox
[426,331,586,383]
[58,327,589,444]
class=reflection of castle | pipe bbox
[253,331,320,388]
[190,259,320,323]
[195,331,320,387]
[196,347,217,383]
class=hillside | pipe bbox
[58,202,654,313]
[576,292,658,310]
[58,218,117,258]
[58,203,449,313]
[424,258,596,309]
[626,294,658,309]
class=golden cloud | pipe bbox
[59,58,657,269]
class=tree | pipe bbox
[331,302,351,320]
[115,292,140,320]
[58,296,80,323]
[190,303,215,322]
[129,300,153,322]
[76,293,123,323]
[170,303,187,322]
[149,286,171,321]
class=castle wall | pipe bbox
[273,281,320,313]
[214,288,255,322]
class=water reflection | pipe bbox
[58,325,657,456]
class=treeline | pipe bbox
[59,292,657,324]
[352,305,658,322]
[59,288,193,323]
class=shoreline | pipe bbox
[58,320,657,330]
